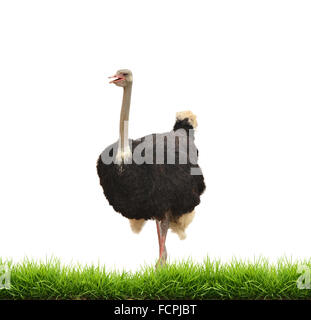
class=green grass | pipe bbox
[1,257,311,300]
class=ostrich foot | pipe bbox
[156,246,167,268]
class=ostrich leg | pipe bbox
[156,214,169,267]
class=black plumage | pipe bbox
[96,118,205,222]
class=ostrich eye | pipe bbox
[123,73,128,76]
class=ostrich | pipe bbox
[97,69,205,266]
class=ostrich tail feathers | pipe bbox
[173,110,198,132]
[170,211,195,240]
[129,218,146,234]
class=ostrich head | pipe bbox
[109,69,133,87]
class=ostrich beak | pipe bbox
[108,74,125,84]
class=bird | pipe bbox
[96,69,205,267]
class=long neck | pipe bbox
[117,84,132,161]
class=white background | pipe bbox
[0,0,311,271]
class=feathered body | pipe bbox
[97,115,205,222]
